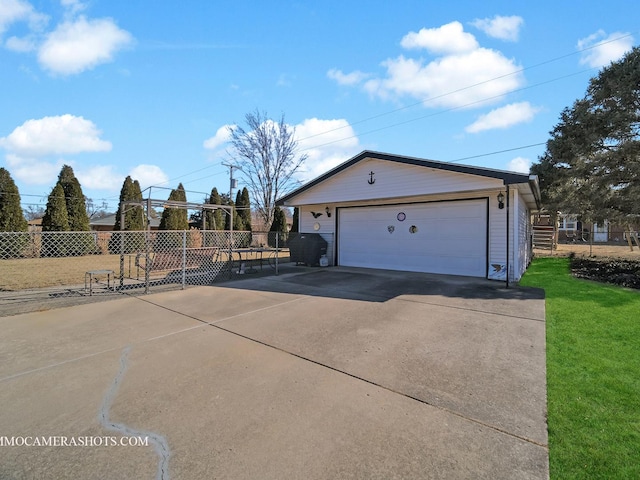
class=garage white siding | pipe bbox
[338,200,487,277]
[280,150,540,282]
[292,158,502,206]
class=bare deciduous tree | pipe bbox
[228,110,307,228]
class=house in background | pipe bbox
[27,213,162,232]
[27,218,42,232]
[535,213,638,244]
[90,214,160,231]
[277,150,541,283]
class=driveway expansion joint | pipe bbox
[133,295,549,451]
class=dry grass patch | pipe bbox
[0,249,290,291]
[535,243,640,260]
[0,255,131,291]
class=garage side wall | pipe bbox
[487,188,533,282]
[516,191,532,281]
[488,190,507,280]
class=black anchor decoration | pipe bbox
[368,171,375,185]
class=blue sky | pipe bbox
[0,0,637,213]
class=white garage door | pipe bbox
[338,200,487,277]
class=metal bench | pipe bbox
[134,247,220,279]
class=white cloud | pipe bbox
[400,21,478,54]
[77,164,122,190]
[294,118,361,180]
[327,68,370,86]
[507,157,530,173]
[5,34,36,51]
[60,0,86,17]
[203,124,235,151]
[465,101,540,133]
[38,15,133,75]
[0,0,47,35]
[4,153,64,185]
[128,164,169,189]
[333,21,525,110]
[2,1,131,76]
[0,114,114,186]
[277,73,294,87]
[364,49,522,108]
[0,0,30,33]
[577,30,634,68]
[471,15,524,42]
[208,117,361,183]
[0,114,111,156]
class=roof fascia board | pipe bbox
[277,150,533,205]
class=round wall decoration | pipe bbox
[397,212,406,221]
[387,225,395,233]
[409,225,418,234]
[313,222,321,231]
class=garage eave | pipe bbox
[277,150,534,206]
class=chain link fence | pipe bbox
[1,229,291,292]
[0,230,334,304]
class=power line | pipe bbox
[300,67,596,153]
[449,142,546,163]
[149,161,226,188]
[0,61,601,206]
[169,33,637,185]
[6,32,637,202]
[294,31,638,144]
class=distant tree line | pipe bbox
[2,107,308,257]
[2,166,294,235]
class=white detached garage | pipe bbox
[277,151,541,283]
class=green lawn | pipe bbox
[519,257,640,479]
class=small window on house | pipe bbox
[559,217,577,230]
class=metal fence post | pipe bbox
[275,231,279,275]
[182,230,187,290]
[145,230,150,294]
[119,228,124,290]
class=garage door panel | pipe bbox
[338,200,487,277]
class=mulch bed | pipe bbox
[570,256,640,290]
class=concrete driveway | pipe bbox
[0,267,548,479]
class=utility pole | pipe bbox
[222,163,240,250]
[222,162,240,205]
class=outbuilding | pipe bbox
[277,151,541,283]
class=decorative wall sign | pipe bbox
[368,171,375,185]
[313,222,320,231]
[409,225,418,234]
[387,225,395,233]
[488,263,506,280]
[397,212,406,221]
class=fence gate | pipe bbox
[532,226,555,250]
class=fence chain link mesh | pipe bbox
[1,230,302,291]
[0,230,336,316]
